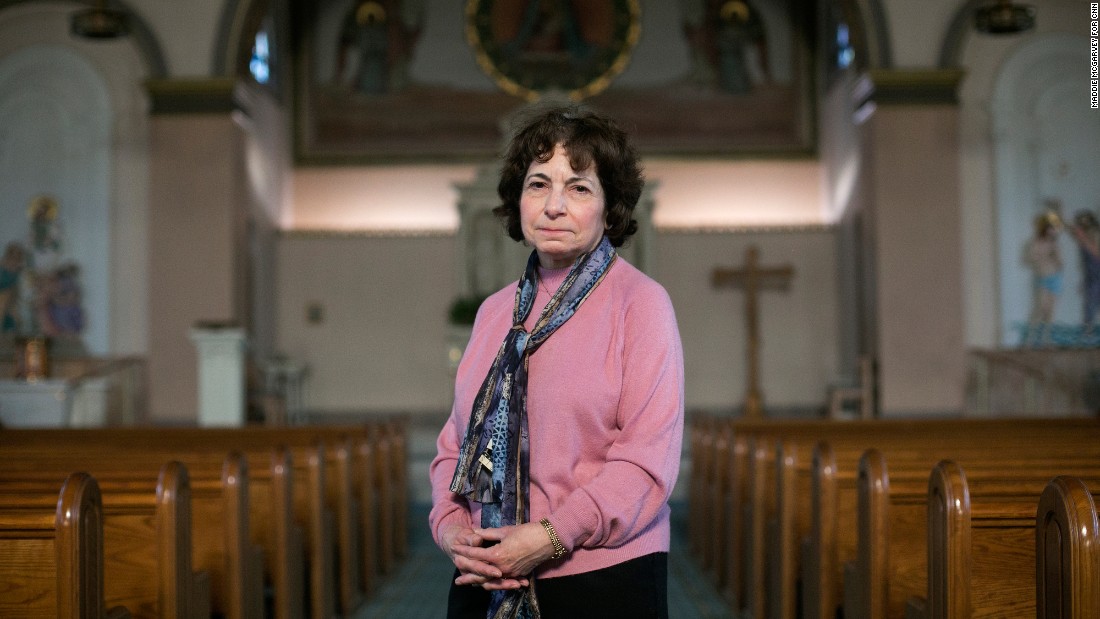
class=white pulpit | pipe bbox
[190,326,248,427]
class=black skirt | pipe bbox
[446,552,668,619]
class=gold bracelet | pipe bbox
[539,517,566,559]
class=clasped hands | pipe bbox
[441,521,556,590]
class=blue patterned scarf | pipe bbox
[450,235,617,618]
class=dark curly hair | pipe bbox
[493,104,643,248]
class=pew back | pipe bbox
[0,472,132,619]
[1035,476,1100,619]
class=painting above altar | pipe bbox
[294,0,816,163]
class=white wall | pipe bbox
[127,0,226,75]
[656,229,840,413]
[275,228,840,416]
[275,233,458,414]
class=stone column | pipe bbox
[859,69,968,416]
[146,79,248,423]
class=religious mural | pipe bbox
[466,0,640,100]
[295,0,814,162]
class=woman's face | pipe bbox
[520,143,606,269]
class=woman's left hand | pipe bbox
[452,522,556,583]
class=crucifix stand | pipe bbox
[712,245,794,419]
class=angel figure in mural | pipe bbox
[1023,209,1063,346]
[1069,209,1100,336]
[0,242,27,334]
[335,0,423,95]
[682,0,769,94]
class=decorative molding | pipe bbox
[281,225,835,239]
[281,228,456,239]
[857,69,966,106]
[145,78,237,114]
[657,223,834,235]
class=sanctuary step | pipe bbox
[966,347,1100,416]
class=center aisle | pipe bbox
[354,504,735,618]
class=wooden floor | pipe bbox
[355,502,734,618]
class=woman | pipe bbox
[429,104,684,619]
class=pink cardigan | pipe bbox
[429,257,685,579]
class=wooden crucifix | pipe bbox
[712,245,794,419]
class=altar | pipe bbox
[0,378,72,426]
[0,356,144,427]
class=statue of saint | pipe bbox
[0,242,27,334]
[1069,209,1100,337]
[1024,209,1063,346]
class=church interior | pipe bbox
[1,0,1099,617]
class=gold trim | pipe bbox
[464,0,641,102]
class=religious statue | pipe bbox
[8,195,87,343]
[0,242,27,334]
[28,194,62,273]
[1069,209,1100,336]
[1023,209,1063,346]
[38,263,86,337]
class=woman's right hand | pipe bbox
[440,524,528,590]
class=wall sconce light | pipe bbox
[71,0,129,39]
[974,0,1036,35]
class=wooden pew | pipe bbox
[801,439,1100,619]
[0,450,264,619]
[128,423,398,590]
[695,418,1100,619]
[702,422,730,579]
[0,437,321,619]
[386,418,410,562]
[718,431,749,606]
[0,463,211,618]
[1035,475,1100,618]
[0,471,132,618]
[850,451,1100,619]
[687,414,718,561]
[742,436,773,619]
[0,423,408,617]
